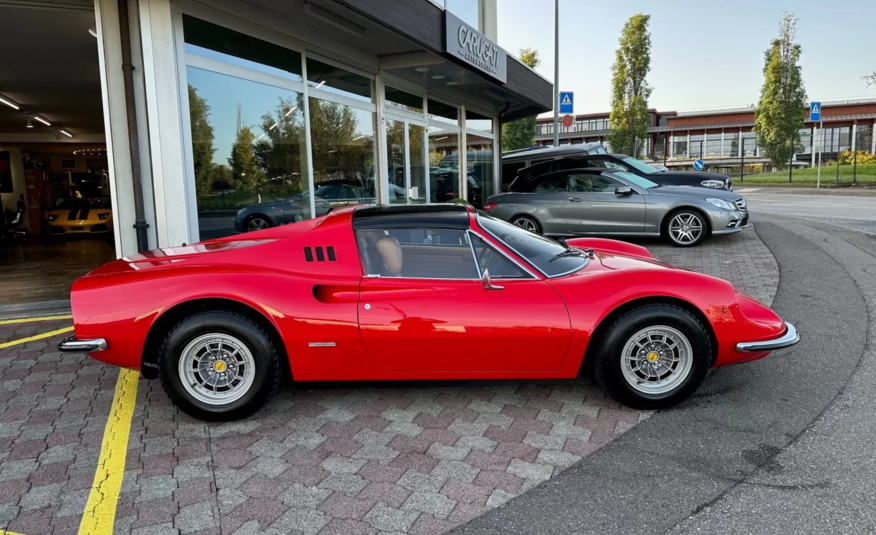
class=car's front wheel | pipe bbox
[158,311,281,420]
[246,216,272,232]
[665,210,707,247]
[594,304,711,409]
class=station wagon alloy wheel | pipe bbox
[620,325,693,395]
[178,333,256,406]
[668,212,704,245]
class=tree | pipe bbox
[307,98,370,183]
[228,104,264,191]
[501,49,541,151]
[606,14,652,158]
[256,95,308,192]
[754,13,807,169]
[187,85,215,196]
[865,72,876,89]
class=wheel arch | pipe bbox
[581,295,719,374]
[660,205,712,238]
[140,297,289,381]
[509,212,542,233]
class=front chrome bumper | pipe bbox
[58,335,107,352]
[736,322,799,352]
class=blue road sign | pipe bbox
[810,101,821,121]
[693,159,705,171]
[559,92,574,114]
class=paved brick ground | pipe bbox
[0,226,779,535]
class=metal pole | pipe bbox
[740,138,745,182]
[663,135,667,166]
[816,120,822,188]
[836,153,840,184]
[788,135,793,183]
[853,127,858,184]
[552,0,559,147]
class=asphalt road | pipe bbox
[452,198,876,534]
[742,189,876,234]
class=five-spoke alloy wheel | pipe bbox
[247,216,271,231]
[512,215,540,234]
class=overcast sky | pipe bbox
[497,0,875,116]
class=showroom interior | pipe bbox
[0,0,552,310]
[0,1,115,309]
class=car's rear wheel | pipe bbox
[246,216,272,232]
[158,311,281,421]
[594,304,711,409]
[664,210,707,247]
[511,215,541,234]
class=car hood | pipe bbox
[657,170,730,181]
[647,185,742,202]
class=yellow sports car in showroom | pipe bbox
[45,199,112,236]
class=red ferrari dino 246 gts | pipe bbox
[60,205,798,420]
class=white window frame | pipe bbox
[174,4,379,241]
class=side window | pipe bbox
[531,174,568,193]
[470,234,531,279]
[356,228,478,279]
[602,160,628,171]
[568,174,620,193]
[556,158,588,172]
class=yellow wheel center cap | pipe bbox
[213,360,227,373]
[646,351,659,363]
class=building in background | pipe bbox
[536,97,876,175]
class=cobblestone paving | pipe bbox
[0,319,118,535]
[0,226,780,535]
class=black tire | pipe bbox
[511,214,542,234]
[663,209,708,247]
[158,311,281,421]
[594,304,711,410]
[245,215,273,232]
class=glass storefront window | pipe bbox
[672,136,688,158]
[428,99,458,126]
[689,135,704,158]
[183,16,303,82]
[409,124,427,204]
[466,134,493,208]
[308,97,377,209]
[742,132,757,156]
[723,133,739,157]
[705,134,721,157]
[305,57,371,102]
[186,66,310,239]
[385,119,406,203]
[428,127,459,202]
[386,86,424,114]
[466,109,493,133]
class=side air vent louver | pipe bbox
[305,246,336,261]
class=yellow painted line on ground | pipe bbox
[0,314,73,325]
[0,530,32,535]
[78,368,139,535]
[0,326,74,350]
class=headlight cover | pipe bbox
[47,214,59,222]
[701,179,725,189]
[98,212,110,220]
[706,198,735,210]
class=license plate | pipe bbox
[71,226,84,231]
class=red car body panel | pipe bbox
[70,206,789,381]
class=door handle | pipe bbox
[568,197,583,202]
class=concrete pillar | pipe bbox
[480,0,498,41]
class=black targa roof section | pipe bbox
[351,204,470,230]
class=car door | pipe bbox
[562,173,645,234]
[356,227,572,372]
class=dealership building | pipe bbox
[535,98,876,174]
[0,0,551,307]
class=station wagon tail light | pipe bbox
[484,202,498,212]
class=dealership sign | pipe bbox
[445,12,507,83]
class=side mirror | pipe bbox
[615,186,633,195]
[482,269,504,291]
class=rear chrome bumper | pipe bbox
[58,335,107,352]
[736,323,799,352]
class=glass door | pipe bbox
[385,113,428,204]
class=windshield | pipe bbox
[477,215,589,277]
[613,171,659,190]
[620,156,660,175]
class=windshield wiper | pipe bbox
[548,247,593,263]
